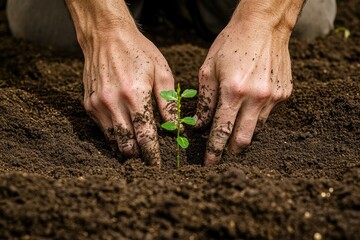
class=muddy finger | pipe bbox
[131,92,161,167]
[153,66,177,123]
[204,95,239,166]
[194,62,219,128]
[227,104,260,154]
[112,122,140,158]
[87,110,119,152]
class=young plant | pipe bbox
[160,83,197,168]
[335,26,351,40]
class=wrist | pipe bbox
[229,0,305,38]
[66,0,138,49]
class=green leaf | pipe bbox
[181,117,196,126]
[177,137,189,148]
[160,90,178,101]
[161,122,177,131]
[181,89,197,98]
[335,27,351,39]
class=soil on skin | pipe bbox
[0,1,359,240]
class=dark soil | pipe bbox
[0,1,359,240]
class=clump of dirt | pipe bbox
[0,1,359,239]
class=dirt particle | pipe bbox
[304,211,311,219]
[314,233,322,240]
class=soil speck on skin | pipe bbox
[132,92,161,166]
[0,1,359,240]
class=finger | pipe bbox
[112,109,141,158]
[130,91,161,167]
[98,117,119,152]
[153,64,177,123]
[204,93,240,166]
[258,102,275,122]
[227,103,261,154]
[194,61,219,128]
[84,97,118,151]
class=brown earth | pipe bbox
[0,1,359,240]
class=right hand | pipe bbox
[66,0,176,166]
[194,0,304,166]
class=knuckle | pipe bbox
[255,87,272,101]
[135,129,155,147]
[218,79,243,100]
[211,122,233,141]
[98,87,114,107]
[137,134,153,147]
[119,83,149,101]
[118,88,133,102]
[228,82,247,100]
[234,135,252,147]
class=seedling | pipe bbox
[335,26,351,40]
[160,83,197,167]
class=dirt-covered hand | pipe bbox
[195,0,305,165]
[66,0,176,166]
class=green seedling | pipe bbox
[160,83,197,168]
[335,26,351,40]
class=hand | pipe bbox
[66,0,176,166]
[195,0,304,165]
[83,30,176,167]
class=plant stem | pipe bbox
[176,83,181,168]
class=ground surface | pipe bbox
[0,1,359,240]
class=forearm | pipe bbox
[230,0,306,37]
[65,0,138,49]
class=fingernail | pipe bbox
[193,114,201,128]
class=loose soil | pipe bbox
[0,1,359,239]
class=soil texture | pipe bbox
[0,1,359,239]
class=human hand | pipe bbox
[195,1,304,165]
[83,31,176,167]
[66,0,175,167]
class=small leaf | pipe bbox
[177,137,189,149]
[181,117,196,126]
[344,30,351,39]
[181,89,197,98]
[335,27,351,40]
[160,90,178,101]
[161,122,177,131]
